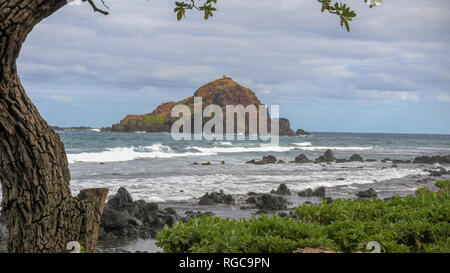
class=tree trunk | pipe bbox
[0,0,108,252]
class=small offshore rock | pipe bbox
[356,188,377,198]
[297,187,326,198]
[315,150,336,163]
[246,155,278,165]
[349,154,364,162]
[293,154,312,163]
[413,155,450,164]
[392,159,411,164]
[199,190,235,205]
[255,194,289,212]
[295,129,310,136]
[270,184,291,195]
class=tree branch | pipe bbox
[82,0,109,15]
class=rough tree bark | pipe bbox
[0,0,108,252]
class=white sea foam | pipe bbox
[189,145,296,154]
[296,146,374,151]
[67,144,215,163]
[69,166,428,202]
[294,142,312,147]
[218,142,233,146]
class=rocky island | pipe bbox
[102,77,308,136]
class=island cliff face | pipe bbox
[106,77,308,136]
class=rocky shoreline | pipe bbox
[0,152,449,253]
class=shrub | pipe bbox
[156,181,450,253]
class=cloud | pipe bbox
[49,94,74,104]
[15,0,450,133]
[436,92,450,102]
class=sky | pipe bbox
[17,0,450,134]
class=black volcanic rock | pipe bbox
[413,155,450,164]
[297,187,326,198]
[392,159,411,164]
[315,150,336,163]
[100,187,182,239]
[254,194,289,212]
[199,190,235,205]
[349,154,364,162]
[293,154,312,163]
[295,129,310,136]
[356,188,377,198]
[246,155,278,165]
[270,184,291,195]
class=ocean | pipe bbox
[61,131,450,203]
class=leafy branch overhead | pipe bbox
[82,0,381,32]
[318,0,381,31]
[174,0,217,20]
[173,0,380,32]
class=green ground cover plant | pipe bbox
[156,181,450,253]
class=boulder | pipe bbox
[293,154,312,163]
[107,187,134,210]
[295,129,310,136]
[392,159,411,164]
[254,194,289,212]
[270,184,291,195]
[413,155,450,164]
[349,154,364,162]
[356,188,377,198]
[297,187,326,198]
[429,166,448,177]
[246,155,278,165]
[314,150,336,163]
[199,190,235,205]
[101,207,134,234]
[99,188,181,240]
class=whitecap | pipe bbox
[294,142,312,147]
[189,145,296,154]
[67,143,215,163]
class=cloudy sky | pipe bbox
[18,0,450,133]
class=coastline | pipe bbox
[93,169,449,253]
[0,169,448,253]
